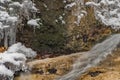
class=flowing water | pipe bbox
[57,34,120,80]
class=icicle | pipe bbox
[4,29,9,48]
[0,0,39,47]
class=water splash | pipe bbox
[57,34,120,80]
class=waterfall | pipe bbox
[57,34,120,80]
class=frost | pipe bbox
[65,2,76,8]
[86,0,120,29]
[0,0,11,3]
[27,19,40,27]
[55,19,58,23]
[0,50,26,79]
[0,65,13,76]
[7,16,18,23]
[43,3,48,8]
[9,2,22,7]
[0,52,26,65]
[0,42,37,80]
[86,2,100,7]
[7,43,37,59]
[65,0,87,26]
[58,15,66,24]
[0,0,39,47]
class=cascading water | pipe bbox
[57,0,120,80]
[57,34,120,80]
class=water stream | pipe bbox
[57,34,120,80]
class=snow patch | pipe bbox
[27,19,40,27]
[86,0,120,29]
[7,43,37,59]
[0,65,13,76]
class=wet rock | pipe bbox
[3,62,20,72]
[80,71,120,80]
[87,71,103,77]
[14,70,25,77]
[34,69,44,75]
[0,75,13,80]
[47,68,57,74]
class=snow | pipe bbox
[0,11,9,21]
[86,0,120,29]
[32,5,38,11]
[0,11,17,23]
[65,2,76,8]
[22,0,38,12]
[0,0,38,79]
[7,16,18,23]
[0,49,25,77]
[27,19,39,27]
[0,52,26,65]
[0,42,36,78]
[0,65,13,76]
[0,6,6,10]
[0,0,11,3]
[65,0,87,26]
[85,2,100,7]
[7,43,37,59]
[9,2,22,7]
[0,0,39,47]
[2,25,10,29]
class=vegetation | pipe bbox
[32,20,67,54]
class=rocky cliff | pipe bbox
[16,0,115,54]
[14,0,120,80]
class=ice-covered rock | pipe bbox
[7,43,37,59]
[0,42,36,80]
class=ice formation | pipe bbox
[64,0,87,26]
[86,0,120,29]
[0,42,36,80]
[0,0,39,47]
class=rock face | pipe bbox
[14,0,120,80]
[17,0,114,54]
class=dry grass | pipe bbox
[79,48,120,80]
[15,48,120,80]
[15,52,84,80]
